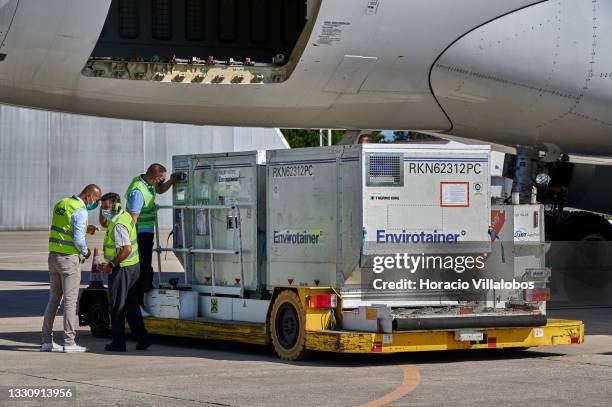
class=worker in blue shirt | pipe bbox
[124,164,182,313]
[43,184,102,353]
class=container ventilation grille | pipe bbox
[367,154,403,186]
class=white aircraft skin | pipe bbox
[431,0,612,156]
[0,0,610,156]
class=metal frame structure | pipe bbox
[154,204,246,297]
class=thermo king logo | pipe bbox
[376,230,466,243]
[273,230,322,244]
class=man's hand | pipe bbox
[86,225,98,235]
[157,172,184,194]
[102,262,112,274]
[79,249,91,264]
[170,172,185,183]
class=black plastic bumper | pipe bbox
[392,314,547,331]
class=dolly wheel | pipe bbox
[89,295,111,338]
[270,290,308,360]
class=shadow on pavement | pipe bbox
[0,269,184,318]
[0,270,53,283]
[0,269,184,285]
[0,290,49,318]
[0,329,568,368]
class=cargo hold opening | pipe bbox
[91,0,318,66]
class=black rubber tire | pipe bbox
[270,290,308,361]
[551,212,612,289]
[556,212,612,242]
[89,295,111,338]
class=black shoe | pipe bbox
[105,343,126,352]
[136,339,152,351]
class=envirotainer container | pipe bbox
[265,144,492,291]
[171,151,266,296]
[171,144,491,298]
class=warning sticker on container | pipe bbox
[490,209,506,242]
[365,308,378,320]
[217,170,241,193]
[366,0,381,15]
[217,170,240,183]
[440,182,469,207]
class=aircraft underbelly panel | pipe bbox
[324,55,378,94]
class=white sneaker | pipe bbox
[40,342,62,352]
[63,343,88,353]
[140,306,151,317]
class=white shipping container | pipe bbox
[171,145,492,303]
[266,144,491,290]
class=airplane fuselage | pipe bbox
[0,0,610,156]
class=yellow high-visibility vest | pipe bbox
[49,196,86,255]
[103,211,139,267]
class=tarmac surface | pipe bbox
[0,232,611,407]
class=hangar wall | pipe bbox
[0,104,288,230]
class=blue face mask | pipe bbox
[86,200,99,211]
[101,209,113,220]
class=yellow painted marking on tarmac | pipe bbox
[360,365,421,407]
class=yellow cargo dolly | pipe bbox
[77,286,584,360]
[77,200,584,360]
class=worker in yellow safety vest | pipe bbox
[124,163,183,314]
[42,184,102,353]
[100,192,151,352]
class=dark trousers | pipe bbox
[137,232,155,305]
[109,264,148,346]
